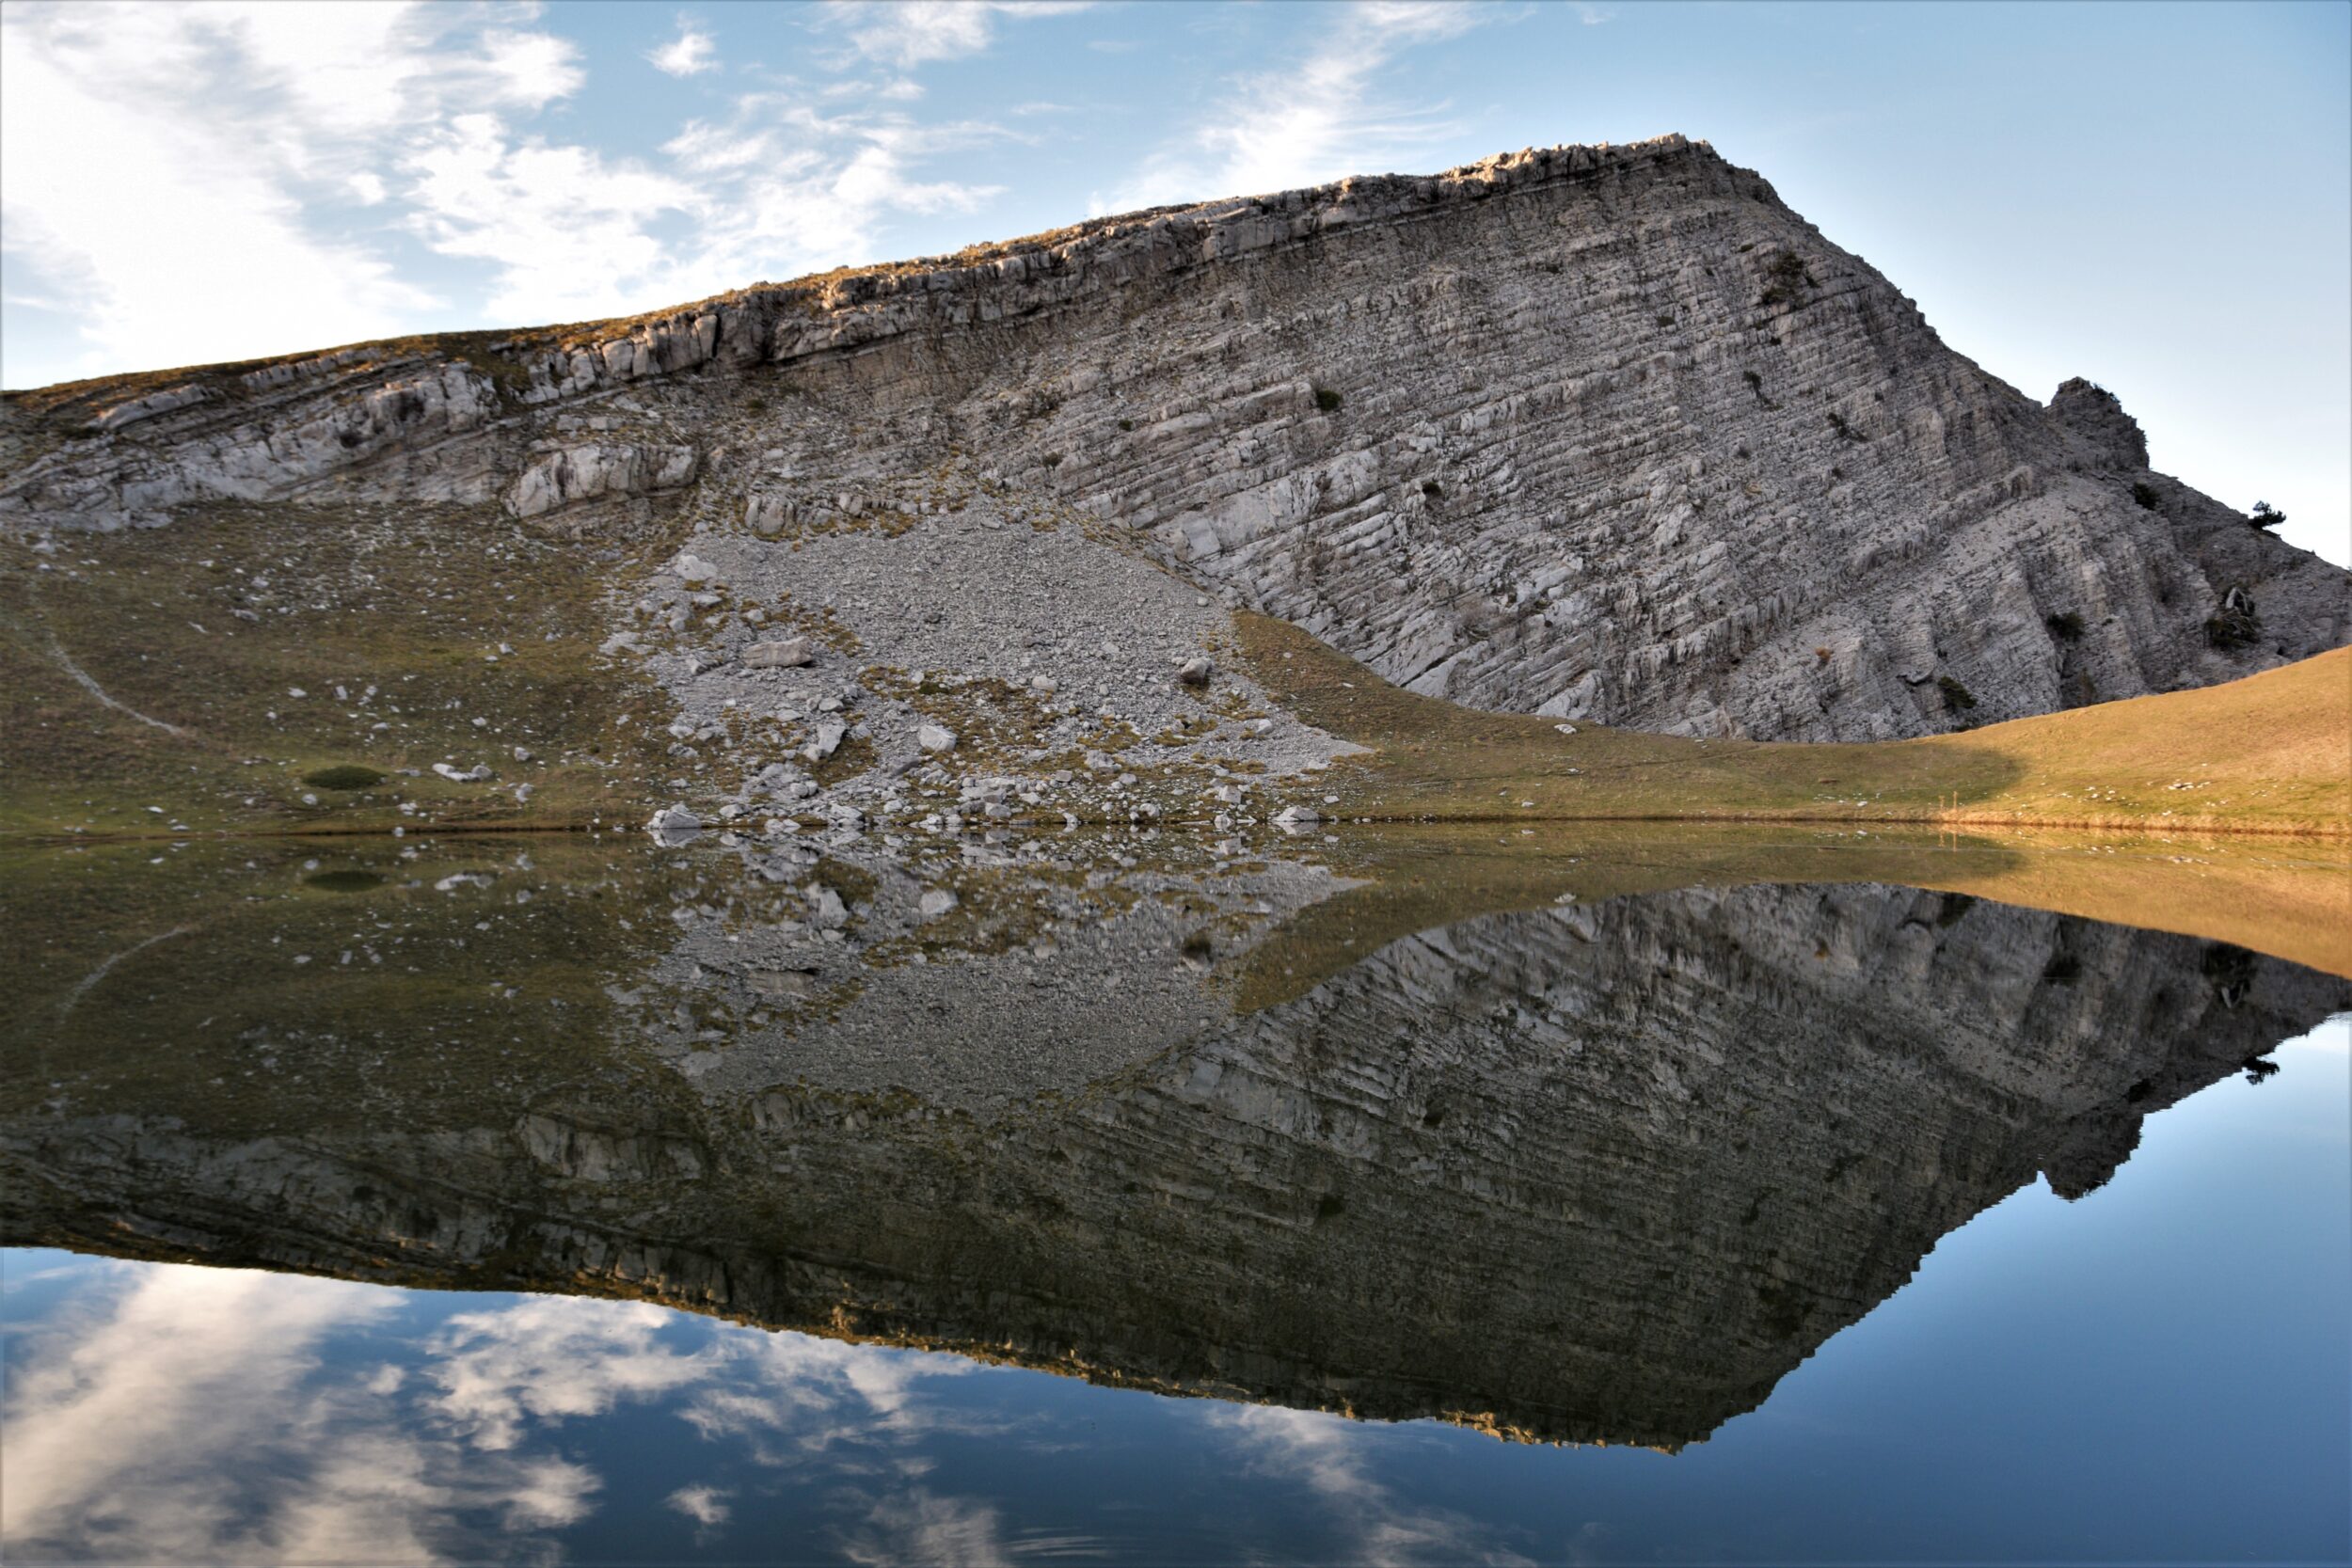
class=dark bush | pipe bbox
[302,764,385,790]
[2045,611,2084,641]
[1758,249,1813,306]
[2249,499,2286,530]
[1312,385,1343,413]
[2205,589,2262,649]
[2130,481,2159,510]
[1935,674,1978,711]
[1117,418,1135,432]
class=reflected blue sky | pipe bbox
[7,1021,2345,1566]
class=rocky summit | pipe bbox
[3,134,2344,745]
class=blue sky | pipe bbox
[4,1,2345,562]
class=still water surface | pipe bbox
[4,830,2347,1563]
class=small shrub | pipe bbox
[2249,499,2286,530]
[2045,611,2084,641]
[2205,600,2263,649]
[302,764,385,790]
[1421,480,1443,499]
[1041,452,1063,468]
[1312,385,1343,413]
[1758,249,1813,306]
[1814,646,1833,665]
[2130,481,2159,510]
[1117,418,1135,432]
[1655,312,1676,328]
[1935,674,1978,711]
[743,395,769,416]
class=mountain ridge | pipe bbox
[3,135,2344,778]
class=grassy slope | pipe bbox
[0,501,682,838]
[2,510,2340,845]
[1237,614,2351,837]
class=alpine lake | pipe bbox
[5,819,2347,1565]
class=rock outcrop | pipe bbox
[7,879,2344,1448]
[4,135,2344,738]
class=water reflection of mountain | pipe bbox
[7,882,2344,1449]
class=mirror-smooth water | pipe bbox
[4,828,2347,1564]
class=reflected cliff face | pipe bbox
[3,831,2350,1560]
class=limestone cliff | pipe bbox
[6,883,2344,1448]
[3,135,2344,739]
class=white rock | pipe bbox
[743,638,813,669]
[646,804,702,843]
[802,721,848,762]
[918,889,959,919]
[917,723,958,753]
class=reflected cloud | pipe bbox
[840,1487,1015,1567]
[425,1295,717,1450]
[3,1260,1042,1563]
[0,1260,586,1564]
[1210,1406,1536,1567]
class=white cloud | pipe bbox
[667,1483,733,1528]
[0,0,583,387]
[404,115,703,324]
[822,0,1093,70]
[1104,0,1495,213]
[648,17,719,77]
[0,1,1027,387]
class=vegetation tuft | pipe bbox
[302,764,387,790]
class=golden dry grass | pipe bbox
[1236,613,2350,837]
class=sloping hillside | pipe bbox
[5,135,2344,750]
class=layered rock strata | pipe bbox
[4,136,2344,740]
[7,880,2344,1448]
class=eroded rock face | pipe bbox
[4,136,2344,737]
[5,882,2343,1448]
